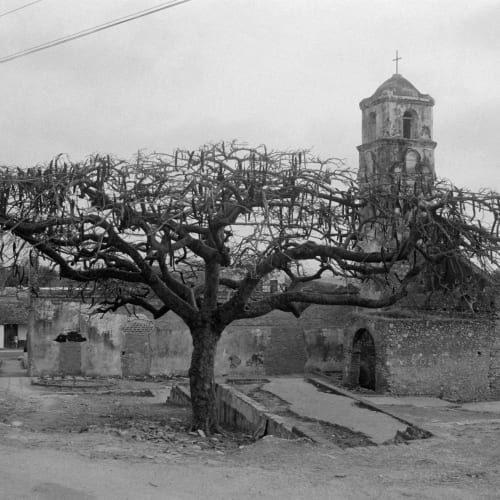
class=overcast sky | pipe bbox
[1,0,499,190]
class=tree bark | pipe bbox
[188,326,220,433]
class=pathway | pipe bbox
[262,377,408,443]
[0,350,26,377]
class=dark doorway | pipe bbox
[4,324,18,349]
[351,329,376,390]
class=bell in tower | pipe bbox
[357,66,437,194]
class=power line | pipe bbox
[0,0,193,64]
[0,0,45,19]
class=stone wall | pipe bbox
[487,297,500,399]
[0,287,29,324]
[343,313,499,402]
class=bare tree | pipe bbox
[0,142,499,431]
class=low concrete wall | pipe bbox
[216,383,268,435]
[169,383,300,439]
[168,384,192,406]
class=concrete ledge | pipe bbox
[216,383,303,439]
[216,383,268,435]
[168,384,191,406]
[168,382,305,440]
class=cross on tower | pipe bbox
[393,50,402,74]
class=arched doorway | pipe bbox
[350,329,376,390]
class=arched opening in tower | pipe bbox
[402,110,417,139]
[350,329,376,390]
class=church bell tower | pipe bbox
[357,66,437,192]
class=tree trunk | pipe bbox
[188,326,220,433]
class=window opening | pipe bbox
[402,110,416,139]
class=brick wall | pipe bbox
[121,319,153,376]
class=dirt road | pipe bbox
[0,377,499,499]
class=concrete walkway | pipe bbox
[0,358,26,377]
[459,401,500,413]
[362,394,500,432]
[0,350,27,377]
[263,378,408,444]
[0,376,33,394]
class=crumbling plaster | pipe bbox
[361,100,433,143]
[28,295,307,378]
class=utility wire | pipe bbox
[0,0,44,19]
[0,0,193,64]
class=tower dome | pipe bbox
[361,73,434,105]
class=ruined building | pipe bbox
[23,72,500,402]
[338,72,500,401]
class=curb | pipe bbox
[169,383,313,441]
